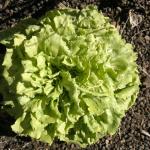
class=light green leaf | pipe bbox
[0,6,140,148]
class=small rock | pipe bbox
[143,77,150,88]
[116,7,122,12]
[0,4,2,10]
[145,35,150,44]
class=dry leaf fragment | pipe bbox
[129,9,143,28]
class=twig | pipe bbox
[57,2,67,9]
[138,66,150,78]
[118,127,121,139]
[131,29,149,39]
[141,130,150,137]
[22,142,30,148]
[121,16,129,35]
[0,141,7,144]
[3,0,11,9]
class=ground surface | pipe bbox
[0,0,150,150]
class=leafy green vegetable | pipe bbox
[0,6,140,147]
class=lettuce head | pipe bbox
[0,6,140,147]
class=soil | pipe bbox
[0,0,150,150]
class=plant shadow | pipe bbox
[0,21,28,136]
[0,43,15,137]
[0,0,62,138]
[0,110,15,136]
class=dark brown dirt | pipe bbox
[0,0,150,150]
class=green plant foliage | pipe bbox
[0,6,140,147]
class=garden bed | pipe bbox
[0,0,150,149]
